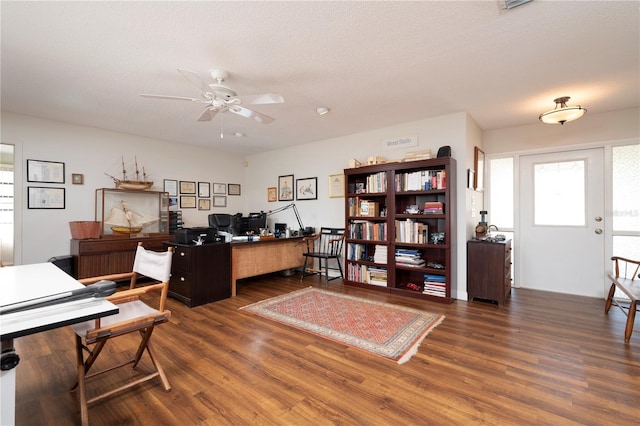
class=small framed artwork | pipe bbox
[27,159,65,184]
[213,195,227,207]
[213,183,226,194]
[296,177,317,201]
[180,181,196,194]
[474,147,485,191]
[328,174,345,198]
[164,179,178,196]
[467,169,476,190]
[267,187,277,202]
[228,183,241,196]
[72,173,84,185]
[278,174,294,201]
[198,181,211,198]
[28,186,65,209]
[198,198,211,210]
[180,195,196,208]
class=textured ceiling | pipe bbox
[1,1,638,155]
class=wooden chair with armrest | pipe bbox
[70,242,173,426]
[300,227,346,283]
[605,256,640,343]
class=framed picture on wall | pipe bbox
[278,174,294,201]
[474,147,485,191]
[180,181,196,194]
[164,179,178,196]
[213,183,226,194]
[180,195,196,208]
[267,187,277,202]
[198,198,211,210]
[213,195,227,207]
[198,181,211,198]
[28,186,65,209]
[27,159,65,184]
[228,183,241,196]
[296,177,317,200]
[328,174,345,198]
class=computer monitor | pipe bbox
[275,223,287,232]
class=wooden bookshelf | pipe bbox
[344,157,456,303]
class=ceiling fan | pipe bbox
[140,69,284,124]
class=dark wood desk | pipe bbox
[163,242,231,307]
[231,237,307,296]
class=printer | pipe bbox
[175,227,219,244]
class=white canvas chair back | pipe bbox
[133,245,172,283]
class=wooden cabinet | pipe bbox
[163,242,231,307]
[467,239,512,306]
[343,157,456,303]
[71,236,170,279]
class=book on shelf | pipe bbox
[373,245,387,263]
[395,219,428,243]
[424,201,444,214]
[395,169,446,191]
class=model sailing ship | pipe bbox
[105,200,158,234]
[105,156,153,191]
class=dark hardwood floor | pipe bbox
[13,274,640,425]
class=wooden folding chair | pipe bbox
[70,242,173,425]
[605,256,640,343]
[300,227,345,283]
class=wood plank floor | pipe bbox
[13,274,640,425]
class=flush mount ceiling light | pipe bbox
[316,107,330,116]
[538,96,587,125]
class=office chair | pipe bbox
[209,213,235,235]
[301,227,346,283]
[70,242,173,426]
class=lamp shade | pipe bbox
[539,96,587,125]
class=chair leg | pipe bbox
[74,335,89,426]
[605,283,616,313]
[625,300,636,344]
[300,256,309,281]
[336,258,344,279]
[145,341,171,391]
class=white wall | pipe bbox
[245,112,476,299]
[2,112,246,264]
[483,108,639,154]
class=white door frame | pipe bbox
[486,138,638,298]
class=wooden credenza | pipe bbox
[71,236,170,279]
[467,239,512,306]
[163,242,231,307]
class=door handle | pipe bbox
[594,216,603,222]
[595,228,603,234]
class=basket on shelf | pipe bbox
[69,221,101,239]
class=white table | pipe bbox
[0,263,118,425]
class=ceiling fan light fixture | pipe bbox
[316,107,330,116]
[539,96,587,125]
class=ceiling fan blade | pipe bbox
[229,106,275,124]
[140,93,202,102]
[177,68,211,95]
[241,93,285,105]
[197,107,219,122]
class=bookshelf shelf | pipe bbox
[344,157,456,303]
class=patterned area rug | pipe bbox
[240,287,444,364]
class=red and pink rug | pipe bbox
[240,287,444,364]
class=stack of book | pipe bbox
[373,245,387,264]
[367,266,388,286]
[423,274,446,297]
[395,248,425,268]
[424,201,444,214]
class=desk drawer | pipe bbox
[172,247,192,272]
[169,272,192,299]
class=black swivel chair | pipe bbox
[208,214,236,235]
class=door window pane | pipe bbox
[489,157,514,228]
[534,161,585,226]
[612,144,640,232]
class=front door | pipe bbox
[519,148,605,298]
